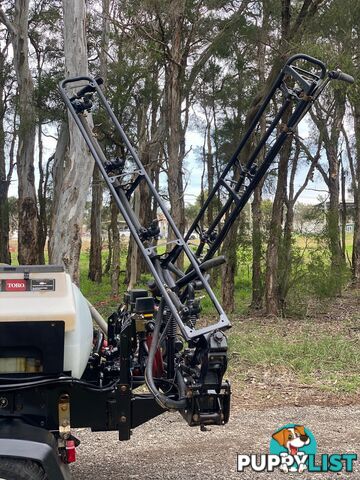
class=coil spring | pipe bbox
[168,316,177,339]
[163,307,176,337]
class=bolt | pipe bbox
[214,331,224,343]
[120,416,127,423]
[60,404,68,412]
[120,385,127,393]
[62,420,69,427]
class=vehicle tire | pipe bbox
[0,457,47,480]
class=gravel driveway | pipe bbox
[71,405,360,479]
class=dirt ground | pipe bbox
[71,404,360,479]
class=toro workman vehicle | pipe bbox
[0,54,354,479]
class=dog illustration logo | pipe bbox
[270,424,316,473]
[237,423,356,474]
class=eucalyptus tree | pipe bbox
[207,40,256,311]
[87,0,111,283]
[299,0,356,290]
[310,89,347,286]
[29,0,63,263]
[0,0,39,265]
[0,29,14,264]
[49,0,94,284]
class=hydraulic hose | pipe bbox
[145,300,187,410]
[86,300,108,335]
[0,376,119,392]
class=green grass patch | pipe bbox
[228,321,360,393]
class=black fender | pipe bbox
[0,419,71,480]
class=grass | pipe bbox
[228,317,360,394]
[79,248,127,317]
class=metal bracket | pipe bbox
[58,393,71,441]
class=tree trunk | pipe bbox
[49,0,93,284]
[165,0,186,268]
[37,121,47,264]
[88,0,110,282]
[340,158,347,259]
[320,92,346,286]
[279,197,295,314]
[327,145,343,276]
[104,222,112,275]
[48,123,69,257]
[221,215,238,313]
[264,112,293,316]
[11,0,39,264]
[126,100,149,287]
[264,0,297,316]
[352,103,360,283]
[206,118,214,228]
[0,49,10,264]
[251,185,263,308]
[88,166,103,282]
[0,176,10,264]
[251,0,269,309]
[110,199,120,296]
[126,187,141,289]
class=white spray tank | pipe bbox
[0,265,93,378]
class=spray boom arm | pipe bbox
[59,54,353,428]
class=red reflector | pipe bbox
[5,279,26,292]
[65,440,76,463]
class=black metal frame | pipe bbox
[0,379,163,438]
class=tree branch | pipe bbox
[293,136,322,204]
[185,0,249,95]
[341,124,357,197]
[0,7,16,38]
[298,137,329,188]
[290,0,326,38]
